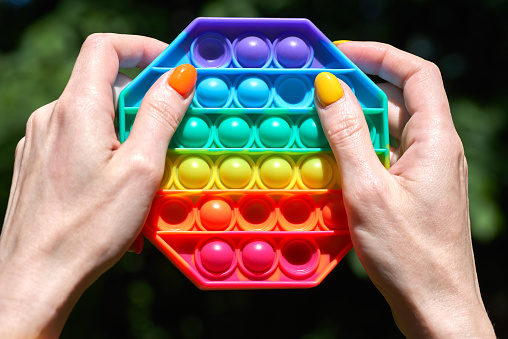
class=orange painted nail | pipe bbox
[168,64,197,96]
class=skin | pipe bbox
[316,41,495,338]
[0,34,496,338]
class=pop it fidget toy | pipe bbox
[118,18,389,290]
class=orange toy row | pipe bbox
[146,191,348,232]
[159,152,340,190]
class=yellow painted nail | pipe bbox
[333,40,351,46]
[315,72,343,106]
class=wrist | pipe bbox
[386,281,495,338]
[0,248,91,338]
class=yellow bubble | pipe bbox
[300,157,333,188]
[178,157,211,188]
[219,157,252,188]
[259,157,293,188]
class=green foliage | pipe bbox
[452,98,506,243]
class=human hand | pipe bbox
[0,34,196,338]
[314,42,495,337]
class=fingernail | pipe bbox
[127,234,144,254]
[333,40,351,46]
[315,72,343,106]
[168,64,197,96]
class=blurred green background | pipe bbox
[1,0,507,337]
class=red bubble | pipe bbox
[282,198,311,225]
[160,200,189,226]
[241,199,270,225]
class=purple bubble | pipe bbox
[275,36,311,68]
[235,36,270,68]
[191,33,231,68]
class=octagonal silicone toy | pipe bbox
[118,17,389,290]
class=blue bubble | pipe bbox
[236,77,270,108]
[196,77,230,108]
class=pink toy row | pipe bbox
[146,191,348,232]
[143,230,352,289]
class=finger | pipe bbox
[337,42,452,127]
[60,34,168,121]
[315,72,386,185]
[112,72,133,112]
[121,64,196,165]
[2,138,26,227]
[377,82,411,140]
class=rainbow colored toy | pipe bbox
[118,17,389,290]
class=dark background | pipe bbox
[1,0,507,337]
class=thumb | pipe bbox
[123,64,197,159]
[314,72,384,186]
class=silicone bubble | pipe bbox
[298,116,328,148]
[199,199,233,231]
[200,240,235,274]
[280,239,319,279]
[234,35,271,68]
[320,195,348,230]
[218,156,253,189]
[278,195,317,231]
[216,116,252,148]
[176,116,211,148]
[237,195,277,231]
[257,116,292,148]
[158,198,194,231]
[281,198,312,225]
[177,156,211,189]
[274,75,313,108]
[195,76,231,108]
[259,156,293,189]
[191,33,232,68]
[300,156,333,189]
[275,36,312,68]
[241,240,276,273]
[235,76,271,108]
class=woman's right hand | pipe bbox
[314,41,495,337]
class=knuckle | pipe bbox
[143,99,182,134]
[81,33,113,51]
[127,153,163,186]
[347,172,387,207]
[15,137,25,157]
[325,112,365,148]
[415,60,443,85]
[422,60,442,78]
[25,106,47,135]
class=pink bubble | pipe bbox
[242,240,275,273]
[200,240,235,274]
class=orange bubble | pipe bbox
[321,196,348,230]
[200,199,232,230]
